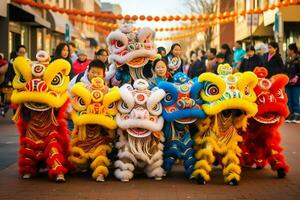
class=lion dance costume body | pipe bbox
[158,73,206,178]
[239,67,289,178]
[11,51,71,182]
[193,64,258,185]
[114,79,166,182]
[106,23,156,86]
[68,78,120,181]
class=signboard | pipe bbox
[64,24,71,42]
[247,14,259,26]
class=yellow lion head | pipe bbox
[11,50,70,110]
[70,78,120,140]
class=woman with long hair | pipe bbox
[220,43,233,66]
[262,42,284,78]
[165,43,183,77]
[51,42,75,78]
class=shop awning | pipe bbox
[47,11,75,35]
[9,3,50,28]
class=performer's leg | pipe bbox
[145,141,164,180]
[45,137,68,182]
[90,145,112,182]
[18,145,38,178]
[222,147,241,186]
[192,137,215,185]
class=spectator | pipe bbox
[73,49,91,75]
[206,48,217,72]
[233,41,246,68]
[284,43,300,123]
[220,43,233,66]
[51,42,75,78]
[166,43,183,76]
[157,47,167,57]
[95,48,109,70]
[0,53,8,85]
[263,42,284,78]
[188,49,206,79]
[183,51,196,74]
[148,58,170,89]
[213,53,227,74]
[239,45,263,72]
[69,42,78,63]
[5,45,27,85]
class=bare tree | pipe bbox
[185,0,217,49]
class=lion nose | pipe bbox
[26,79,48,92]
[176,97,195,110]
[130,107,149,120]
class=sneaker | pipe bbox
[285,113,294,123]
[291,113,300,124]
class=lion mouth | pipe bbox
[127,57,148,68]
[127,128,151,138]
[175,118,197,124]
[24,102,51,111]
[254,113,280,124]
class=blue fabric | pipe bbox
[286,86,300,113]
[233,48,246,68]
[162,122,196,176]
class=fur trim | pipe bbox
[117,151,137,165]
[145,166,164,178]
[114,160,135,171]
[92,166,109,178]
[114,169,134,181]
[223,163,241,176]
[194,160,212,173]
[90,156,110,169]
[48,165,67,180]
[224,173,240,183]
[192,169,210,181]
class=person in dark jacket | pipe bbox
[51,42,75,79]
[213,53,227,74]
[263,42,284,78]
[239,45,263,72]
[220,43,233,66]
[188,49,206,79]
[284,43,300,123]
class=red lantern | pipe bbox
[132,15,138,21]
[147,16,153,21]
[161,16,167,21]
[116,14,123,20]
[168,16,174,21]
[139,15,146,20]
[124,15,131,20]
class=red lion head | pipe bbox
[252,67,289,126]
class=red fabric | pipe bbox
[239,67,289,174]
[16,100,71,179]
[73,59,91,75]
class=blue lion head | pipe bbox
[158,72,206,124]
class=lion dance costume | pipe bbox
[11,51,71,182]
[239,67,289,178]
[68,78,120,181]
[114,79,166,182]
[158,72,206,178]
[106,23,156,86]
[193,64,258,185]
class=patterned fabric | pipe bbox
[11,50,71,182]
[158,72,205,177]
[68,77,120,181]
[114,79,166,181]
[240,67,289,178]
[193,64,258,185]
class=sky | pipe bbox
[101,0,193,49]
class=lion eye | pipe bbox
[51,72,63,86]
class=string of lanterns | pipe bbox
[12,0,300,40]
[12,0,300,22]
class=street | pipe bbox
[0,112,299,200]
